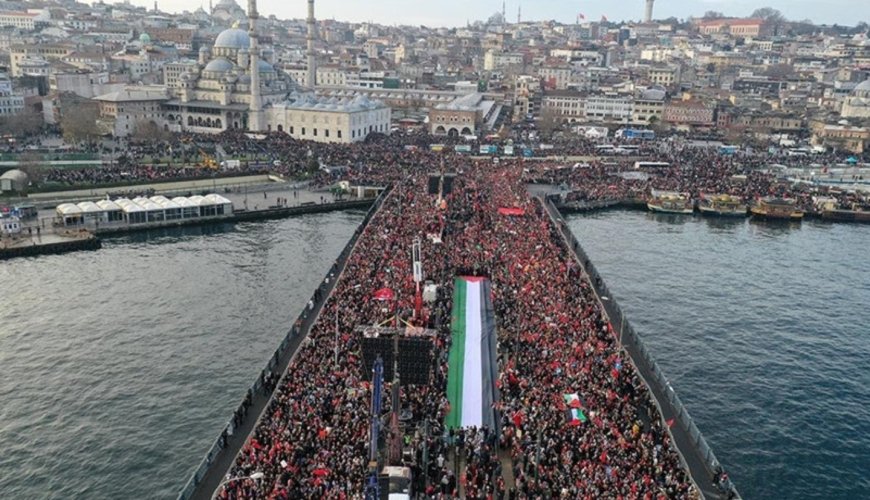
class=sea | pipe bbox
[0,212,365,499]
[567,211,870,500]
[0,208,868,499]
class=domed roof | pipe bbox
[216,0,239,7]
[258,60,275,73]
[214,28,250,50]
[139,33,151,44]
[204,57,234,73]
[854,79,870,94]
[1,169,28,183]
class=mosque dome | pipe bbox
[204,57,234,73]
[854,79,870,96]
[258,60,275,73]
[214,28,250,50]
[215,0,239,7]
[139,33,151,44]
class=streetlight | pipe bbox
[211,472,265,500]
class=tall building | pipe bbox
[644,0,654,23]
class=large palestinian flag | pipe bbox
[445,277,499,431]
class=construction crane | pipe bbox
[198,148,219,170]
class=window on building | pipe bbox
[325,129,330,138]
[302,127,306,135]
[338,130,342,138]
[313,128,317,136]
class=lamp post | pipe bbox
[211,472,265,500]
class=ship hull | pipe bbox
[699,205,747,217]
[648,203,694,214]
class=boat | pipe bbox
[647,190,693,214]
[750,198,804,221]
[821,209,870,223]
[698,194,748,217]
[814,196,870,223]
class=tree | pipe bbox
[60,106,100,144]
[0,109,43,138]
[537,107,560,138]
[17,151,44,187]
[131,119,170,144]
[702,11,725,19]
[751,7,786,24]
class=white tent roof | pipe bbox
[188,195,216,206]
[115,198,146,213]
[133,197,163,211]
[204,193,232,205]
[96,200,122,211]
[150,196,181,210]
[56,203,82,216]
[77,201,103,213]
[171,196,197,208]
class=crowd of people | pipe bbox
[216,159,699,499]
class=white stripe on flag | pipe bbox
[461,280,483,427]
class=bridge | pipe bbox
[179,175,738,499]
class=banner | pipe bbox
[445,277,499,431]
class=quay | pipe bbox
[0,231,101,260]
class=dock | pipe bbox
[0,231,101,260]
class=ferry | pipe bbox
[698,194,748,217]
[814,196,870,223]
[750,197,804,221]
[647,190,693,214]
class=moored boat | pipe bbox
[750,197,804,221]
[647,190,693,214]
[698,194,748,217]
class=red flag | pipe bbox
[666,418,675,428]
[373,287,394,301]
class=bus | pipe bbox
[615,128,656,140]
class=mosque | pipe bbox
[210,0,247,24]
[841,80,870,119]
[100,0,390,143]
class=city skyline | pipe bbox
[131,0,870,27]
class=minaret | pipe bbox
[306,0,317,88]
[644,0,654,23]
[248,0,263,131]
[517,3,521,24]
[502,0,506,22]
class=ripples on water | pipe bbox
[568,211,870,499]
[0,212,364,499]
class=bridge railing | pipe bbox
[541,195,739,500]
[176,185,393,500]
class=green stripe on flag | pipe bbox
[445,278,467,429]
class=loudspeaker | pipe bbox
[442,174,456,195]
[427,175,440,195]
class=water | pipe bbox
[0,212,364,499]
[567,211,870,499]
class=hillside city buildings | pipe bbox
[0,0,866,151]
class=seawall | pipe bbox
[542,195,739,500]
[0,235,101,261]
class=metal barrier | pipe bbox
[541,195,739,500]
[176,185,393,500]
